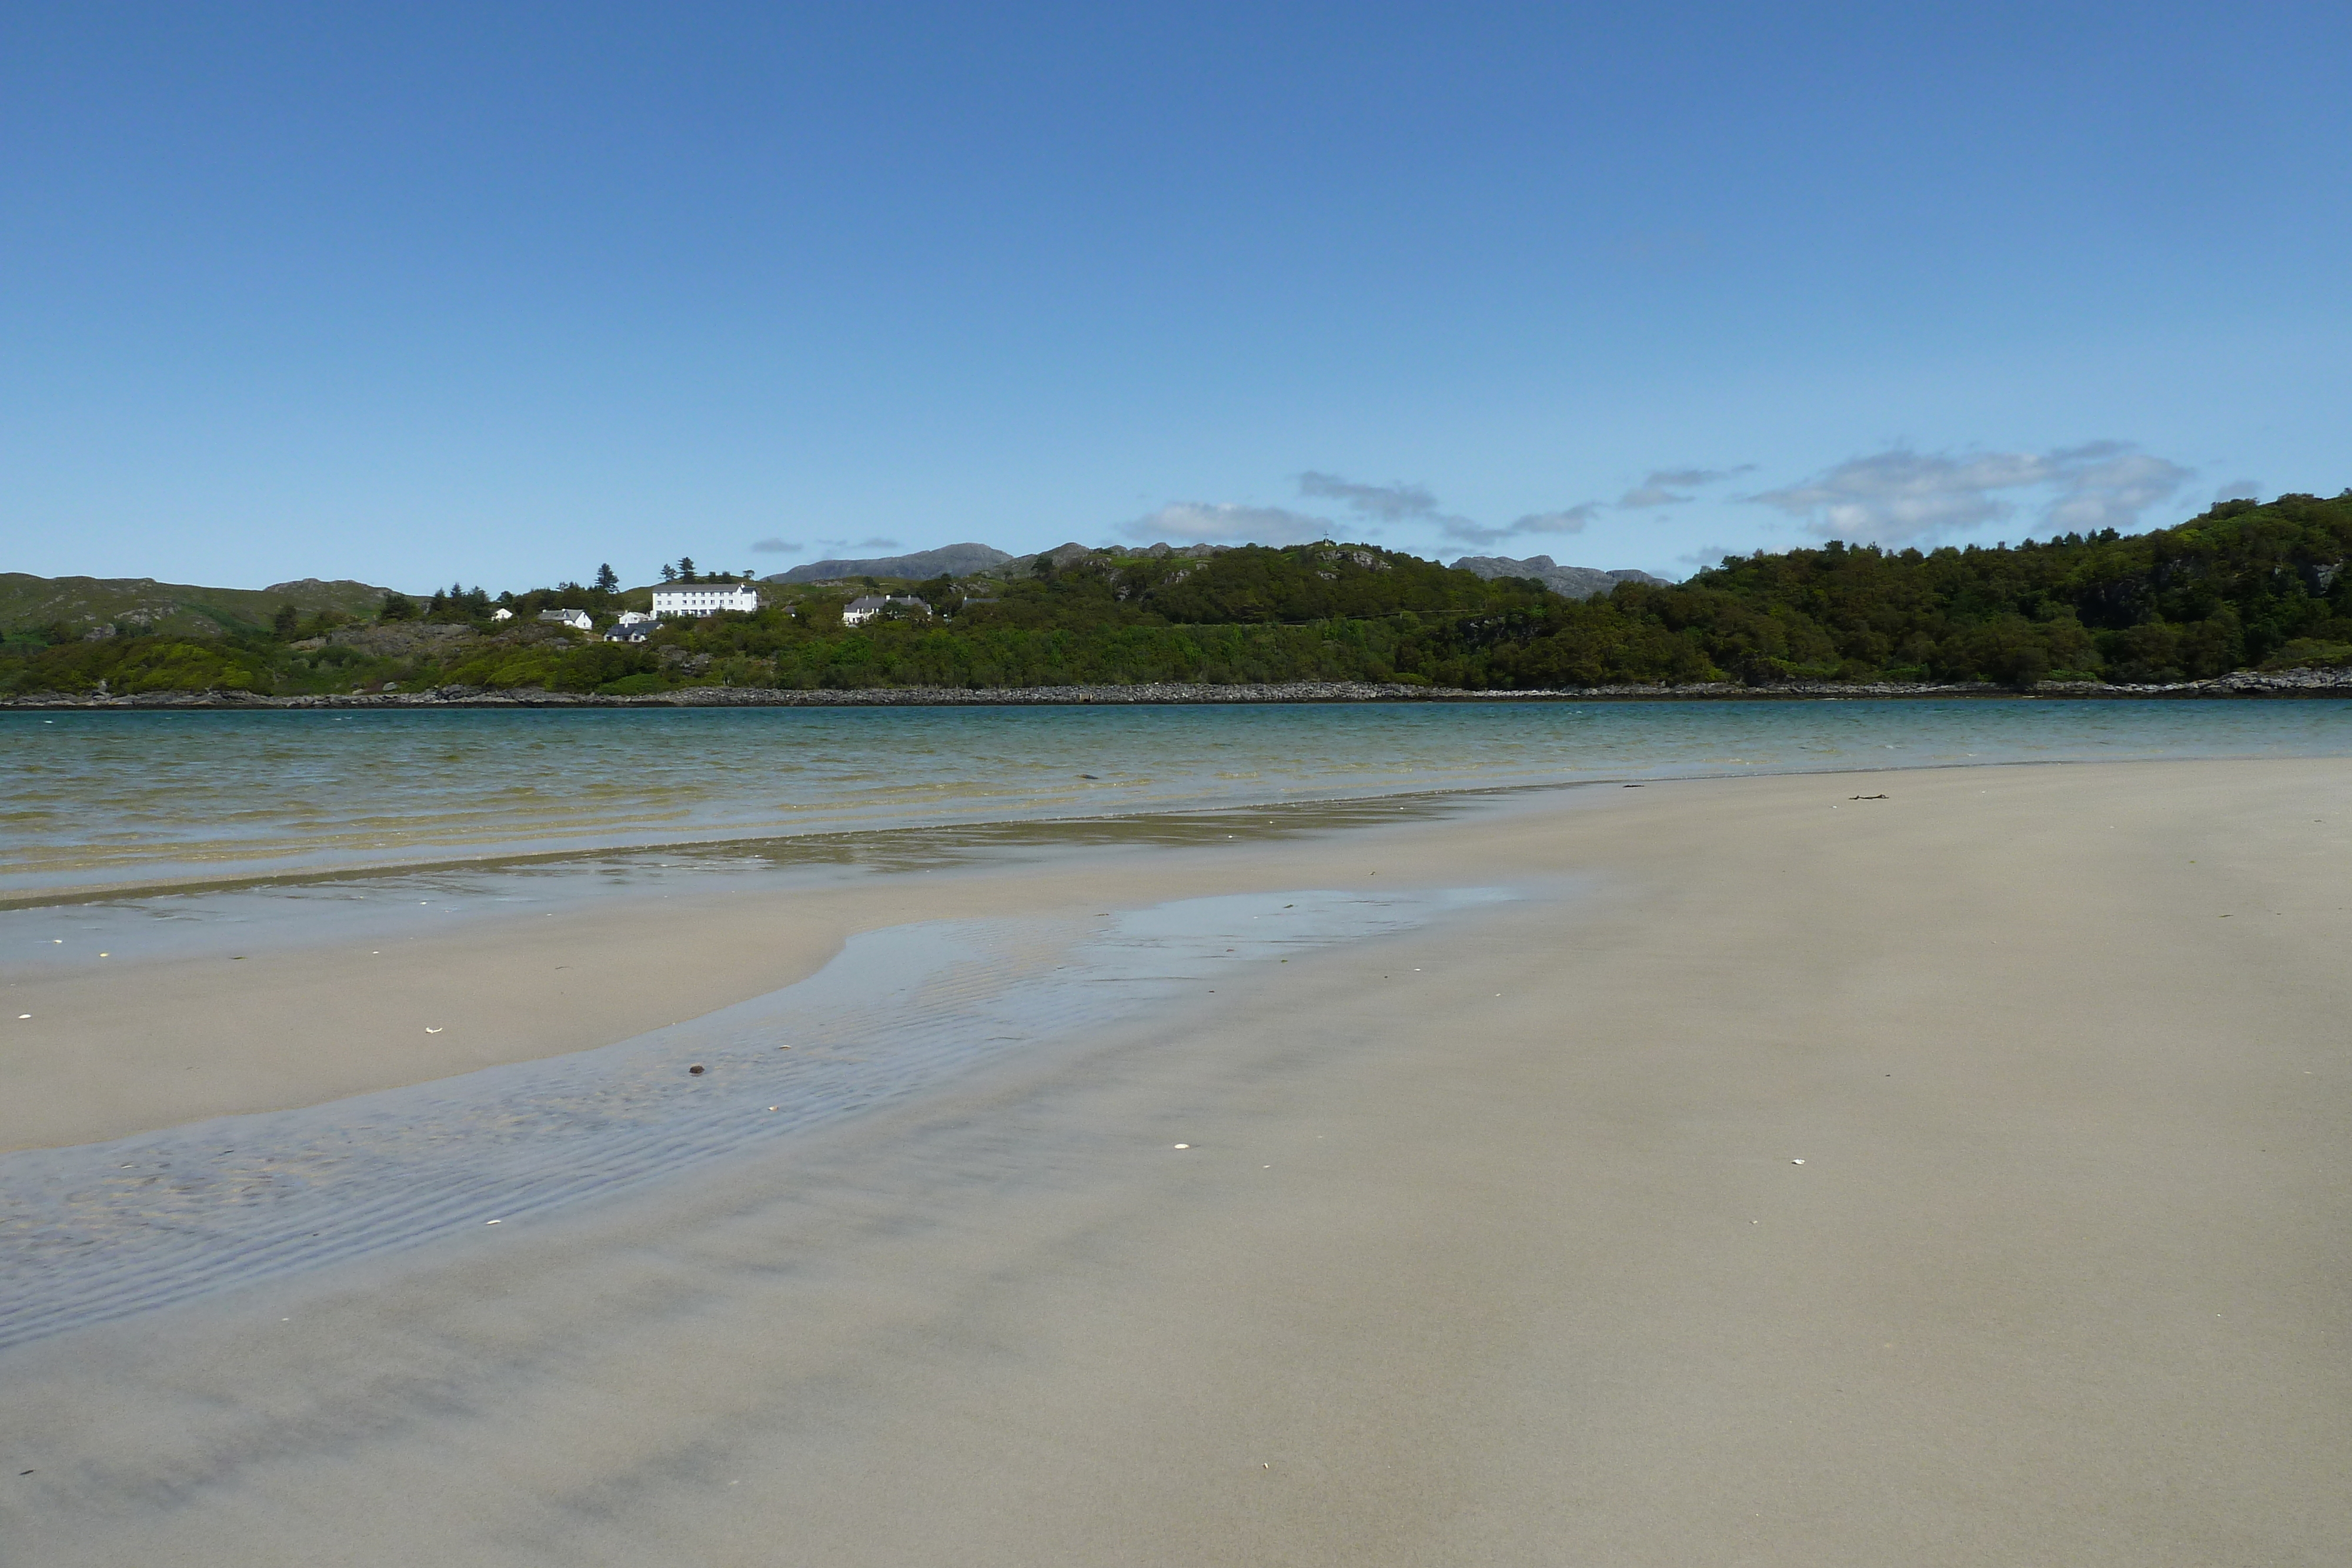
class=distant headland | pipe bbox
[6,492,2350,703]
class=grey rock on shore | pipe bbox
[10,666,2352,710]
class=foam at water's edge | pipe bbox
[0,885,1512,1352]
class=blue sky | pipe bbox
[5,1,2347,590]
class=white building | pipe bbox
[613,610,654,626]
[537,608,593,631]
[490,607,513,621]
[841,594,930,627]
[652,583,760,618]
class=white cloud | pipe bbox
[1117,502,1331,546]
[750,537,802,553]
[854,536,900,550]
[2043,447,2196,534]
[1747,443,2193,543]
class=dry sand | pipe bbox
[3,757,2349,1564]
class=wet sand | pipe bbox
[4,758,2349,1563]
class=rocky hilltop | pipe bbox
[768,540,1652,590]
[1449,556,1672,600]
[767,540,1247,584]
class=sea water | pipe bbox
[8,700,2352,899]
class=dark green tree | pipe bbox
[678,556,697,581]
[594,563,619,592]
[271,603,299,638]
[379,591,416,622]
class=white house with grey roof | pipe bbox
[652,582,759,618]
[841,594,930,626]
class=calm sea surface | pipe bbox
[7,700,2351,898]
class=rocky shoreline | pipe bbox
[8,667,2352,710]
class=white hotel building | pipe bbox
[651,582,760,618]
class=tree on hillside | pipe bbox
[272,603,299,638]
[379,591,416,622]
[678,556,697,581]
[660,563,677,582]
[595,563,619,592]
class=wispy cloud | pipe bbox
[750,537,803,553]
[1748,443,2193,543]
[1129,470,1622,550]
[854,536,900,550]
[1651,465,1753,489]
[1442,505,1602,546]
[2211,479,2262,504]
[1616,486,1690,509]
[1117,502,1329,546]
[1297,469,1603,545]
[1297,472,1439,521]
[1616,465,1754,509]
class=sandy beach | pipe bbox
[4,757,2349,1563]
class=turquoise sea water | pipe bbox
[7,700,2352,899]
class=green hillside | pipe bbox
[0,574,397,640]
[1652,490,2352,684]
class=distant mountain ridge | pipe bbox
[765,544,1014,584]
[1449,556,1672,600]
[767,541,1664,596]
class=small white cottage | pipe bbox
[841,594,930,627]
